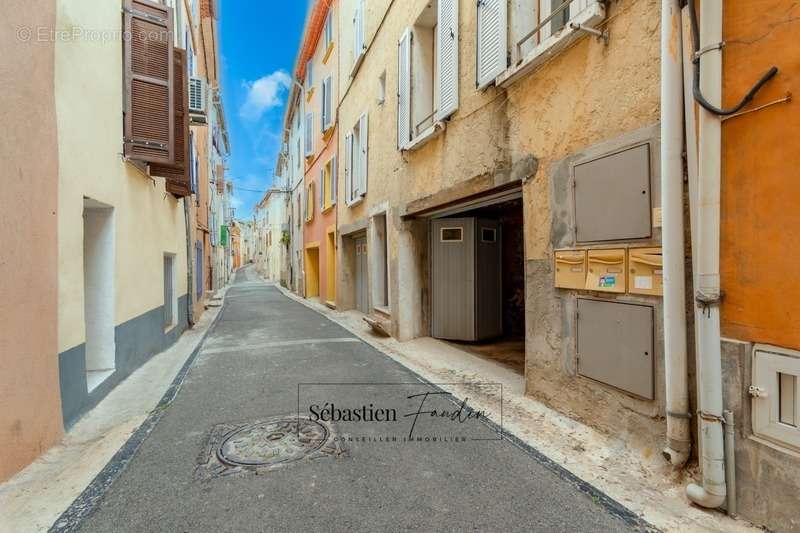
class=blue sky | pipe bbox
[218,1,308,218]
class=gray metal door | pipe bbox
[431,218,475,340]
[576,299,654,399]
[355,237,368,313]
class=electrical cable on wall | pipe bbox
[686,0,779,116]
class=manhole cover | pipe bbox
[196,415,344,479]
[217,418,328,467]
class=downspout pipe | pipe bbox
[660,0,691,467]
[685,0,726,509]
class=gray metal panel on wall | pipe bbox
[574,143,652,243]
[432,218,475,340]
[577,298,654,399]
[476,219,502,340]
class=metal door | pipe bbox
[576,299,654,399]
[431,218,475,340]
[355,237,368,313]
[476,219,503,339]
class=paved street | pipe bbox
[70,266,642,532]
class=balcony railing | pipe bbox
[515,0,607,60]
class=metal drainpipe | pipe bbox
[686,0,727,509]
[661,0,691,467]
[183,197,195,327]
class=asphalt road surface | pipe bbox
[69,265,646,532]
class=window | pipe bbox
[296,138,301,169]
[486,0,607,87]
[398,0,459,150]
[304,112,314,156]
[352,0,366,71]
[320,157,337,211]
[321,76,333,132]
[345,112,368,205]
[441,227,463,242]
[305,59,313,89]
[305,182,315,222]
[323,10,334,50]
[481,228,497,242]
[752,345,800,452]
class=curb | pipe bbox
[48,303,226,533]
[273,282,658,532]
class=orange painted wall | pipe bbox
[0,1,63,481]
[303,127,338,302]
[720,1,800,348]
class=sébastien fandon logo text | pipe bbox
[308,391,488,440]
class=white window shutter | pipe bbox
[344,132,354,204]
[319,168,325,210]
[359,113,368,196]
[305,113,313,155]
[397,29,411,149]
[476,0,507,89]
[331,155,337,205]
[321,80,327,131]
[436,0,459,121]
[353,1,364,64]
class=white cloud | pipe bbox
[239,70,291,121]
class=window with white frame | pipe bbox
[323,10,334,50]
[321,75,333,132]
[352,0,366,72]
[752,345,800,452]
[304,112,313,156]
[397,0,459,150]
[345,113,368,205]
[478,0,606,88]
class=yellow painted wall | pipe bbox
[55,0,188,353]
[337,0,660,271]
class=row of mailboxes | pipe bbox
[554,247,663,296]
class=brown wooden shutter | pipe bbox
[151,49,191,197]
[123,0,174,164]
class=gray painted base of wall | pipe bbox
[58,295,189,429]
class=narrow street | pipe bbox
[63,265,642,532]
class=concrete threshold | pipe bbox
[0,298,224,533]
[275,283,759,533]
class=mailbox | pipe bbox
[585,249,626,293]
[554,250,587,289]
[628,247,663,296]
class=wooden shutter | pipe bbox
[397,29,411,149]
[436,0,459,121]
[152,48,190,197]
[358,112,368,196]
[476,0,507,89]
[123,0,175,164]
[344,131,354,204]
[353,0,364,63]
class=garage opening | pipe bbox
[430,196,525,374]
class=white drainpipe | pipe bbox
[660,0,691,467]
[686,0,727,508]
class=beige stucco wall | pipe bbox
[56,0,188,354]
[0,0,62,482]
[337,0,663,433]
